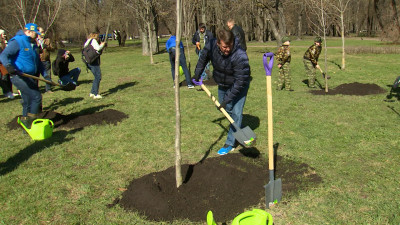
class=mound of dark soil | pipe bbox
[113,153,322,223]
[7,109,128,130]
[310,82,386,95]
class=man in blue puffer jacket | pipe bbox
[194,28,251,155]
[0,23,47,129]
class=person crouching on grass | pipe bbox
[193,28,251,155]
[53,49,80,87]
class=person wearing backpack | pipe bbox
[53,49,80,87]
[83,32,105,99]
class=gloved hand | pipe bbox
[217,101,227,110]
[5,64,17,75]
[193,73,201,82]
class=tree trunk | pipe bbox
[174,0,183,188]
[340,10,346,70]
[147,21,154,64]
[201,0,206,23]
[297,4,304,39]
[321,0,328,93]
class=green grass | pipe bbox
[1,38,399,224]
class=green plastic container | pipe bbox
[18,118,54,141]
[207,209,273,225]
[231,209,273,225]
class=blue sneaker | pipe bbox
[217,144,235,155]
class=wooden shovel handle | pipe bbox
[266,76,274,171]
[19,72,60,86]
[200,84,235,124]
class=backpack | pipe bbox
[82,39,101,64]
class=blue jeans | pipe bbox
[88,64,101,95]
[169,48,193,86]
[198,50,210,80]
[10,75,42,116]
[42,61,52,92]
[218,82,250,147]
[59,68,81,85]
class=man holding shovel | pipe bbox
[193,28,251,155]
[0,23,46,128]
[303,37,322,88]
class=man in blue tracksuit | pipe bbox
[166,35,194,88]
[194,28,251,155]
[0,23,47,128]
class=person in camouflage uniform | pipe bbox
[275,36,292,91]
[303,36,322,88]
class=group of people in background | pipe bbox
[0,22,106,130]
[166,19,323,156]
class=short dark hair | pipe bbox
[199,23,206,29]
[216,28,234,44]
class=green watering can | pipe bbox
[207,209,273,225]
[17,118,54,141]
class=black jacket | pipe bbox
[192,30,214,54]
[53,49,74,77]
[231,24,247,51]
[195,37,251,103]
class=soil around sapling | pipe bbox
[111,153,323,223]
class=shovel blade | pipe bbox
[264,178,282,208]
[233,126,256,147]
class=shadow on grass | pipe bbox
[387,105,400,117]
[101,81,137,97]
[0,128,83,176]
[44,97,84,111]
[197,114,261,165]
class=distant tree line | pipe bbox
[1,0,400,54]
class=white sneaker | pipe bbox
[5,92,15,99]
[89,93,95,98]
[188,85,194,89]
[92,94,102,99]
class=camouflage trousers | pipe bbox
[277,63,291,90]
[303,59,316,87]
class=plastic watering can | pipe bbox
[207,209,273,225]
[17,118,54,141]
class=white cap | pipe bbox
[0,29,4,36]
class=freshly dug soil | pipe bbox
[310,82,386,95]
[112,153,322,223]
[7,109,128,130]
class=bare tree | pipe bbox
[327,0,352,70]
[174,0,183,189]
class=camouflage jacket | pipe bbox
[38,38,55,62]
[275,45,291,65]
[304,44,321,65]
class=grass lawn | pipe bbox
[0,37,399,224]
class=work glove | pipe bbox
[5,64,17,75]
[193,73,201,82]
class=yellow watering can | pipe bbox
[17,118,54,141]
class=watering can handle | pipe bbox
[192,77,203,86]
[263,52,274,76]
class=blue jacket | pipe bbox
[0,30,44,76]
[195,37,251,103]
[166,36,184,53]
